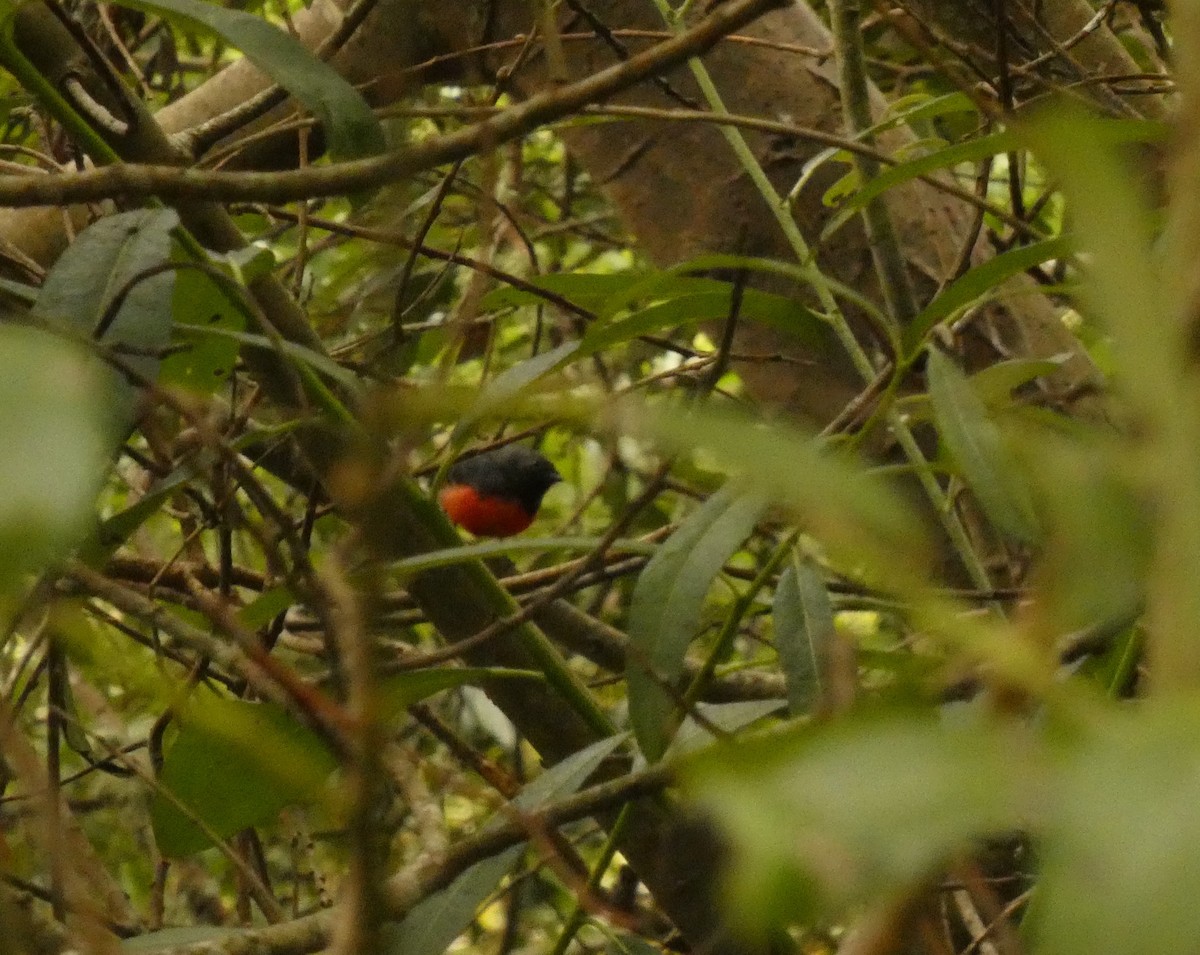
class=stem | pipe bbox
[827,0,918,325]
[649,0,996,593]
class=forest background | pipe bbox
[0,2,1190,955]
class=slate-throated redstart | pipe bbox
[438,445,562,537]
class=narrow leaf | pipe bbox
[122,927,237,951]
[902,237,1075,355]
[927,348,1041,544]
[377,667,542,717]
[382,734,627,955]
[1038,697,1200,955]
[667,700,785,757]
[580,289,826,355]
[1021,108,1166,423]
[381,847,523,955]
[453,341,580,438]
[627,486,767,761]
[623,401,933,586]
[773,554,835,715]
[106,0,384,160]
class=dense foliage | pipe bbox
[0,2,1188,955]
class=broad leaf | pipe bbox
[32,208,177,432]
[687,709,1029,930]
[151,695,338,856]
[160,266,245,393]
[0,326,113,588]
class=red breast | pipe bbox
[437,445,562,537]
[437,483,538,538]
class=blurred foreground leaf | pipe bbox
[686,708,1028,929]
[151,695,338,857]
[0,325,113,589]
[622,402,933,587]
[1035,698,1200,955]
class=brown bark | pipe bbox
[888,0,1169,119]
[460,0,1130,428]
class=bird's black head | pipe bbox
[446,445,562,513]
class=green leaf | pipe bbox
[151,695,338,857]
[453,341,580,439]
[237,585,295,629]
[32,208,177,433]
[926,348,1041,544]
[667,700,785,757]
[1020,109,1167,424]
[391,536,655,576]
[902,237,1075,355]
[1036,698,1200,955]
[773,554,835,715]
[626,402,933,586]
[481,272,635,313]
[382,847,524,955]
[179,323,362,396]
[160,266,245,393]
[513,733,628,810]
[0,326,113,589]
[106,0,384,161]
[820,131,1016,241]
[580,288,826,355]
[1025,434,1150,637]
[377,667,542,717]
[123,927,237,951]
[897,357,1067,425]
[627,486,767,761]
[382,735,627,955]
[824,119,1165,244]
[82,463,195,564]
[686,709,1028,930]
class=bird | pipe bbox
[437,444,562,537]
